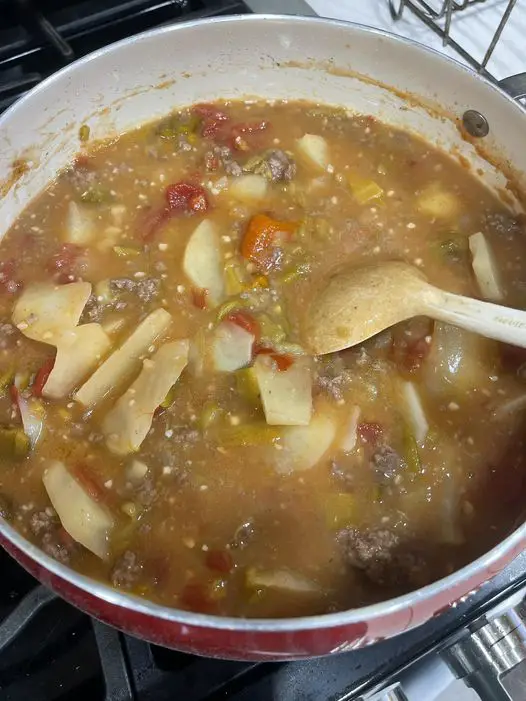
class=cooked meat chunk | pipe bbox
[111,550,142,588]
[315,357,351,401]
[205,146,243,176]
[245,149,296,182]
[29,509,58,536]
[371,446,406,484]
[337,527,429,588]
[41,530,75,565]
[110,277,161,303]
[0,322,18,349]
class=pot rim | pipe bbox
[1,12,525,633]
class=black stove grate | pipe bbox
[0,0,250,114]
[1,546,526,701]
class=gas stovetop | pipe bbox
[1,2,526,701]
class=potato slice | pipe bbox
[43,324,111,399]
[75,308,172,408]
[399,381,429,445]
[254,355,312,426]
[103,339,189,455]
[64,201,96,245]
[296,134,330,170]
[183,219,225,306]
[212,321,254,372]
[275,410,337,473]
[12,282,92,344]
[228,174,268,202]
[43,460,114,559]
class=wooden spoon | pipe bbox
[303,261,526,355]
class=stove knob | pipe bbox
[443,591,526,701]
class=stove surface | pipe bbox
[1,2,526,700]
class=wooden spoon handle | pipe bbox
[423,289,526,348]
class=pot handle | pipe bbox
[499,73,526,101]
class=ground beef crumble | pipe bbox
[111,550,142,589]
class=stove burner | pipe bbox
[0,0,250,113]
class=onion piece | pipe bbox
[254,355,312,426]
[246,568,318,593]
[12,282,92,345]
[16,393,44,449]
[399,381,428,445]
[42,460,114,559]
[340,405,361,453]
[469,231,504,302]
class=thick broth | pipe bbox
[0,100,525,618]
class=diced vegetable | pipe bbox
[246,567,318,593]
[200,401,223,431]
[14,390,44,450]
[296,134,329,170]
[275,410,337,473]
[241,214,298,268]
[399,381,429,445]
[212,321,255,372]
[12,281,92,345]
[423,322,495,395]
[402,425,421,473]
[417,182,460,219]
[469,231,504,302]
[217,422,281,446]
[224,260,248,296]
[43,324,111,399]
[228,174,268,202]
[75,308,172,408]
[347,173,383,205]
[113,246,141,258]
[127,459,148,483]
[325,493,356,529]
[79,184,111,205]
[183,219,225,306]
[0,367,15,398]
[340,405,361,452]
[42,460,114,559]
[253,355,312,426]
[0,426,30,460]
[235,367,260,403]
[64,201,96,245]
[102,339,189,455]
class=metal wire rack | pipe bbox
[389,0,518,80]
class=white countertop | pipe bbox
[305,0,526,81]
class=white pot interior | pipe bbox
[1,15,526,241]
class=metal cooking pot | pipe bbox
[1,14,525,660]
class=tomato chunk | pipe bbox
[32,357,56,398]
[165,182,210,214]
[357,422,383,444]
[47,244,84,282]
[191,287,209,310]
[254,345,294,372]
[226,311,260,341]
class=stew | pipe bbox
[1,99,526,618]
